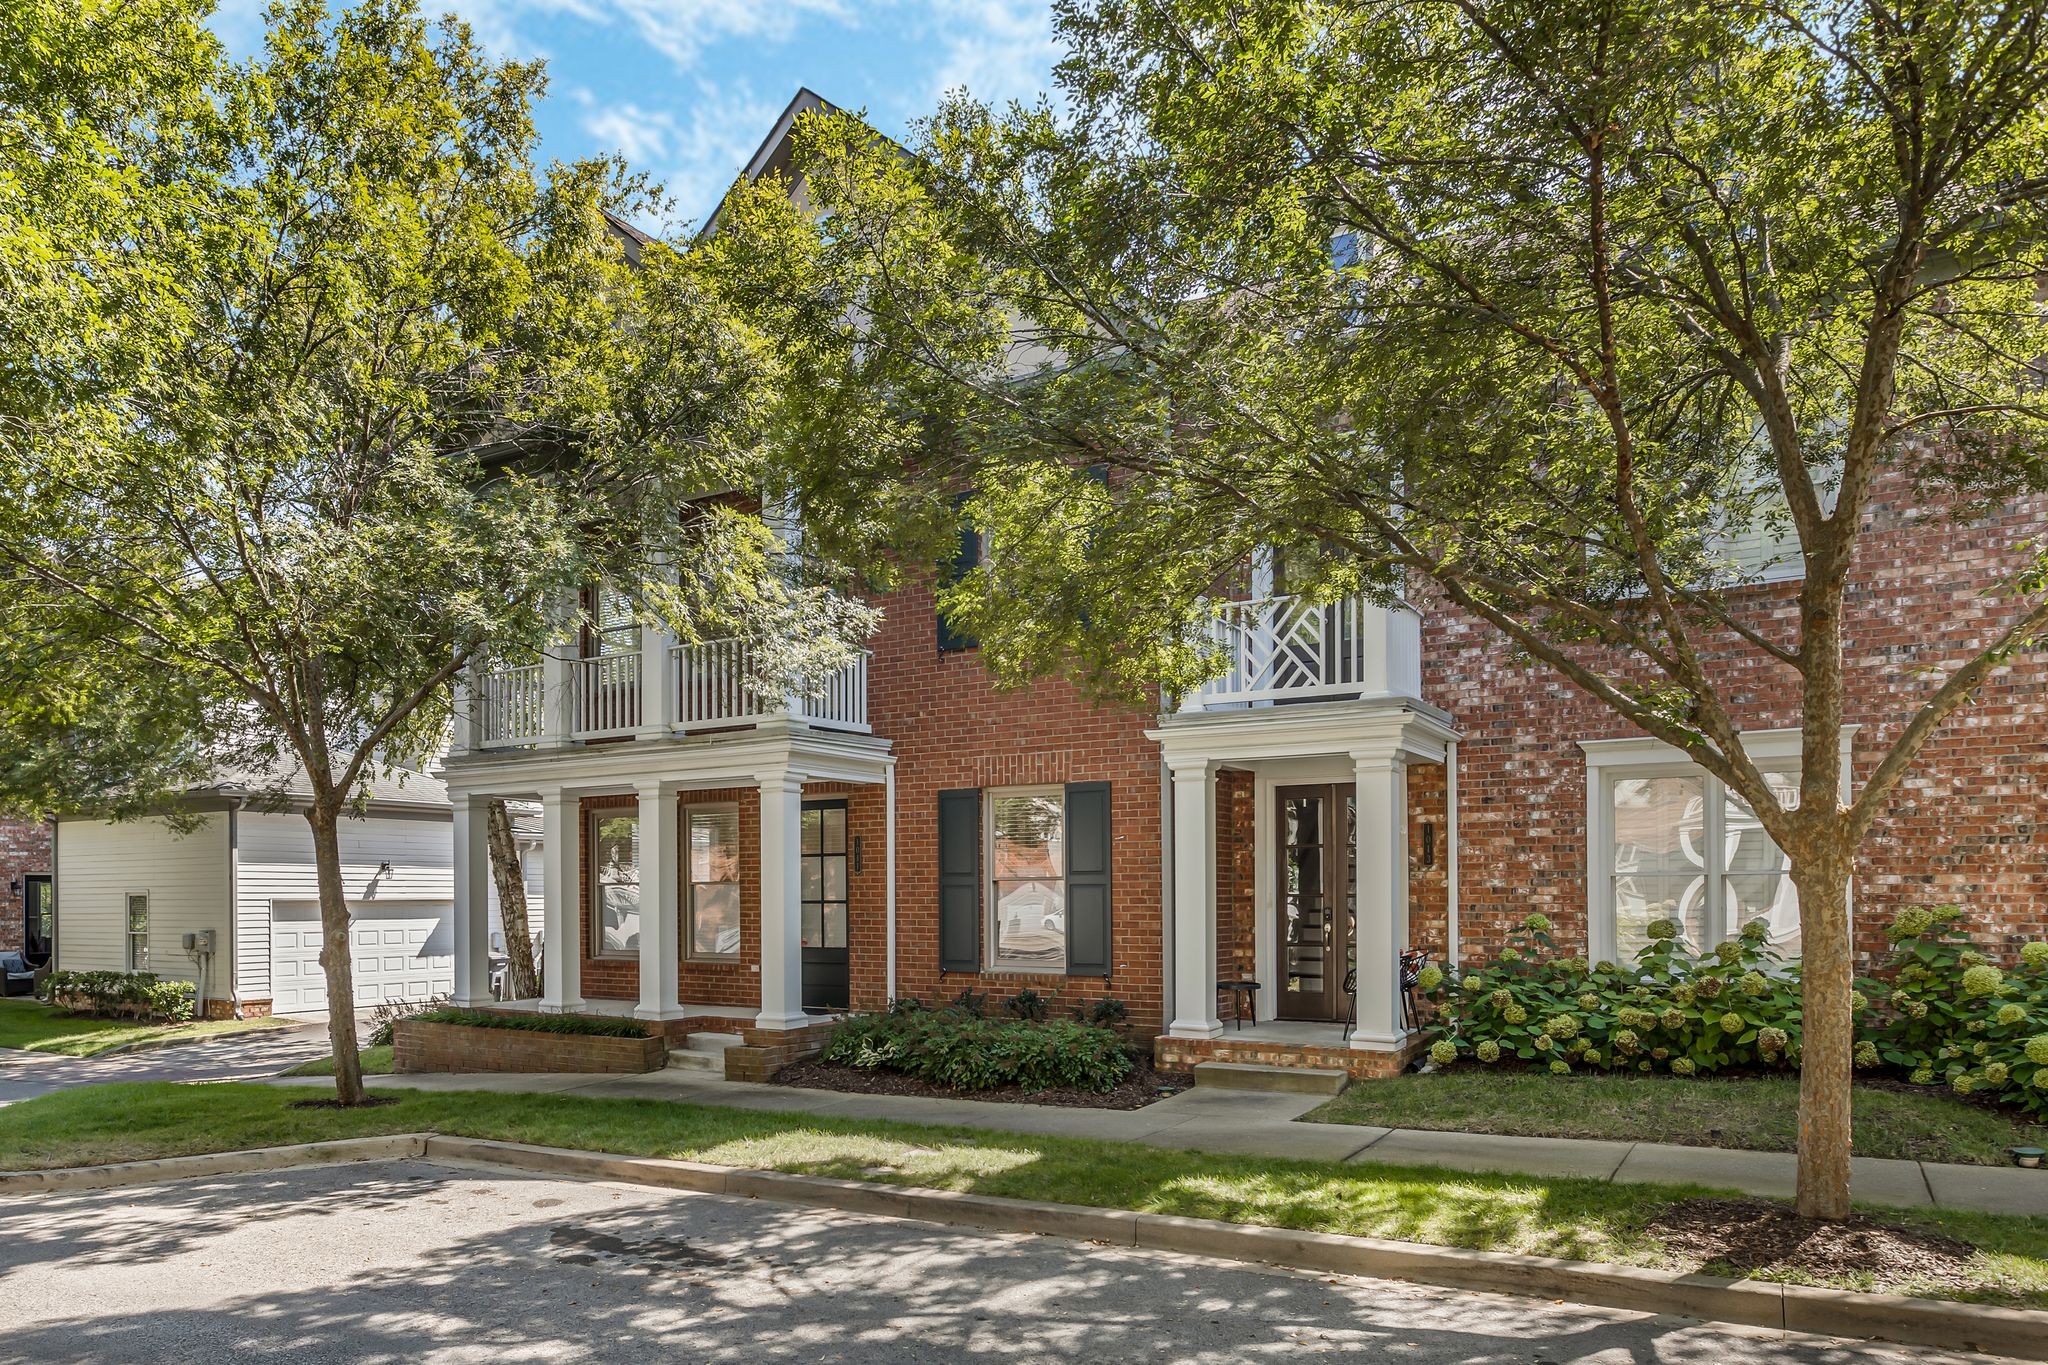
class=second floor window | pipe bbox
[584,584,640,658]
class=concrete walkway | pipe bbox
[269,1066,2048,1219]
[0,1023,333,1106]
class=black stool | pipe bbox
[1222,979,1260,1030]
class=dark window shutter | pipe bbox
[937,497,980,652]
[938,788,981,971]
[1064,782,1111,977]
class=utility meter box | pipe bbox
[182,930,217,953]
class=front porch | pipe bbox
[1149,692,1459,1079]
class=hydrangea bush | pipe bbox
[1421,913,1804,1077]
[1860,906,2048,1117]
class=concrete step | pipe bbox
[1192,1061,1350,1096]
[664,1049,724,1073]
[682,1031,742,1054]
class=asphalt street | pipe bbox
[0,1160,2017,1364]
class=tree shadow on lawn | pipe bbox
[0,1159,1882,1365]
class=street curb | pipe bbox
[10,1134,2046,1361]
[0,1135,430,1193]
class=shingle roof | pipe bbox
[191,754,451,816]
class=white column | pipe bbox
[449,668,475,758]
[540,788,583,1013]
[755,768,806,1029]
[450,795,491,1007]
[1165,758,1221,1039]
[1352,751,1409,1048]
[634,782,682,1021]
[638,556,676,738]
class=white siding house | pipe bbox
[51,761,541,1018]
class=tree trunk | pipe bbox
[1792,844,1855,1220]
[486,798,540,1000]
[306,801,366,1106]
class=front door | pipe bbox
[800,800,850,1012]
[1276,785,1356,1022]
[21,874,51,967]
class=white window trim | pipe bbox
[985,784,1068,974]
[684,801,742,963]
[1580,727,1856,965]
[125,892,149,971]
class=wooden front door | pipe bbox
[1276,785,1356,1022]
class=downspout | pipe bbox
[884,758,897,1003]
[227,798,241,1018]
[1444,740,1460,970]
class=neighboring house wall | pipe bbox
[54,814,231,997]
[1423,481,2048,970]
[232,808,457,1008]
[485,835,545,953]
[0,818,52,955]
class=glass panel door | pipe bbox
[1276,785,1351,1021]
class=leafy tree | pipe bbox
[0,0,863,1103]
[713,0,2048,1218]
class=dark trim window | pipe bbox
[801,801,849,950]
[588,810,641,957]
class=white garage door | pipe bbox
[271,899,454,1014]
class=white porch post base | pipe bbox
[450,795,491,1007]
[634,781,684,1022]
[755,768,807,1031]
[539,788,584,1014]
[1350,750,1409,1049]
[1165,758,1222,1039]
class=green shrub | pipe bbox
[1003,988,1050,1022]
[824,1009,1132,1092]
[406,1008,650,1039]
[1423,912,1803,1077]
[1861,906,2048,1118]
[38,970,195,1023]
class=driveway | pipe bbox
[0,1023,334,1106]
[0,1160,2006,1364]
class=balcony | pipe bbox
[471,640,870,750]
[1176,592,1421,713]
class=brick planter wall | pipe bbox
[393,1018,666,1075]
[721,1020,838,1082]
[1154,1031,1425,1080]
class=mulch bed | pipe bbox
[1647,1197,1978,1291]
[768,1056,1195,1110]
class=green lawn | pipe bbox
[1305,1068,2048,1166]
[3,1081,2045,1308]
[283,1044,393,1077]
[0,997,293,1059]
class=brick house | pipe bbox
[0,817,53,963]
[438,93,2048,1080]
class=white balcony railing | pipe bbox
[470,639,872,748]
[477,663,546,749]
[573,651,643,739]
[1179,592,1421,713]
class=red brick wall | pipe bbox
[1217,767,1256,992]
[394,1017,666,1074]
[1406,764,1450,965]
[0,819,50,956]
[1422,483,2048,969]
[866,570,1168,1029]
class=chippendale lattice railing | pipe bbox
[1179,592,1419,711]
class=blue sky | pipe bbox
[210,1,1062,233]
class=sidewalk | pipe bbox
[270,1066,2048,1218]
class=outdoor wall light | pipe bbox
[1420,822,1437,869]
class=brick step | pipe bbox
[1191,1061,1351,1096]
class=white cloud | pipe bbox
[919,0,1058,110]
[420,0,849,71]
[581,101,680,167]
[581,82,785,228]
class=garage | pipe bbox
[270,899,454,1014]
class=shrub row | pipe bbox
[38,970,195,1023]
[408,1007,650,1038]
[1423,907,2048,1118]
[825,1005,1132,1093]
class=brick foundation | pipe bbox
[237,999,273,1019]
[721,1020,838,1081]
[393,1017,668,1074]
[1154,1031,1426,1080]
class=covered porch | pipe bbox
[1149,695,1460,1080]
[443,721,895,1038]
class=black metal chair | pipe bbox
[1344,952,1430,1040]
[0,952,37,998]
[1341,966,1358,1040]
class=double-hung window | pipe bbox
[686,804,741,961]
[589,810,641,956]
[125,893,149,970]
[1584,731,1845,965]
[986,788,1067,970]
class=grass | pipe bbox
[3,1080,2046,1309]
[0,997,293,1059]
[282,1044,393,1077]
[1305,1067,2048,1167]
